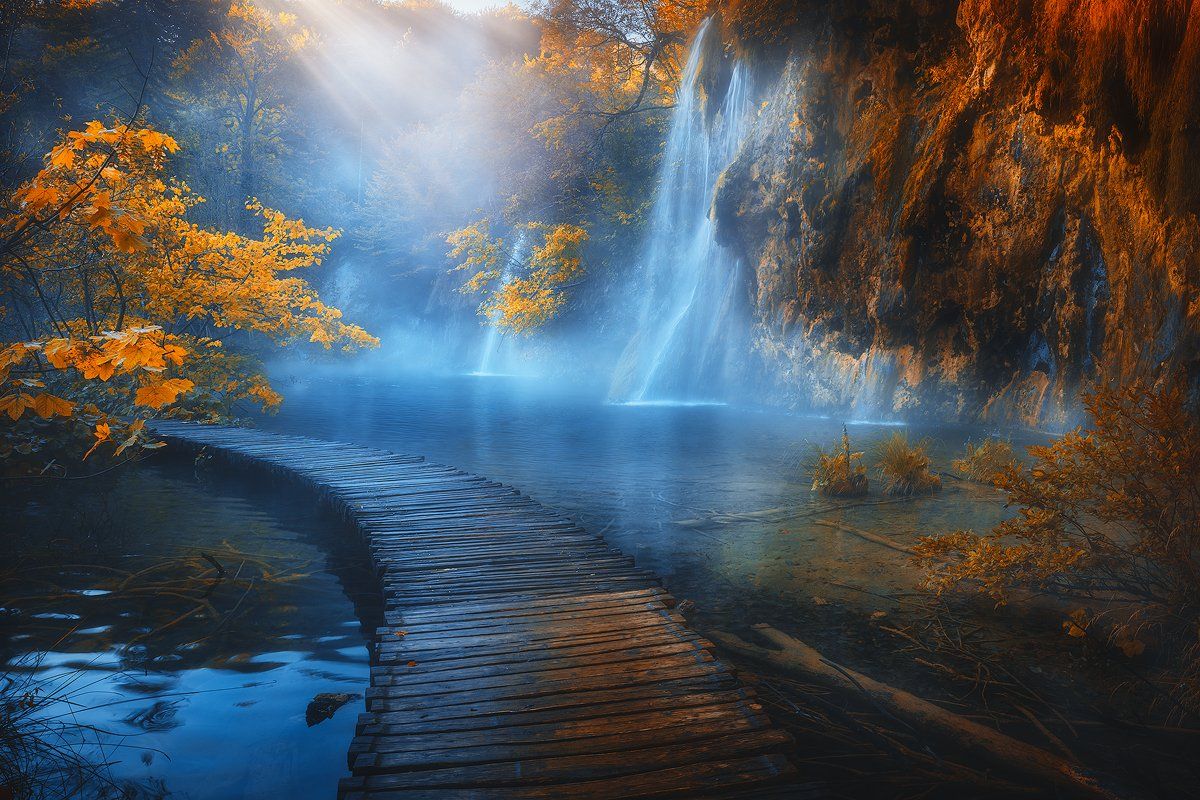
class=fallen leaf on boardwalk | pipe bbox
[406,660,417,667]
[1063,608,1089,638]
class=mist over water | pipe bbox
[358,19,765,402]
[258,368,1030,643]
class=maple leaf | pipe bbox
[43,338,75,369]
[19,186,61,212]
[0,392,33,421]
[83,421,111,460]
[30,393,75,419]
[49,147,76,169]
[134,378,194,409]
[109,227,145,253]
[78,355,116,381]
[163,343,188,366]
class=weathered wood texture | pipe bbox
[153,422,811,799]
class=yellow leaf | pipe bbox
[0,392,32,421]
[163,343,187,366]
[30,393,74,419]
[134,378,194,409]
[43,338,74,369]
[83,421,110,460]
[49,146,76,169]
[19,185,60,212]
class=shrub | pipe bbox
[875,431,941,496]
[953,437,1016,484]
[811,427,869,497]
[914,379,1200,716]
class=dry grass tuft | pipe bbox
[811,427,869,497]
[953,437,1016,484]
[875,431,941,496]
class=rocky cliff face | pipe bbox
[713,1,1200,427]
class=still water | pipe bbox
[2,368,1038,799]
[1,462,377,800]
[263,369,1033,641]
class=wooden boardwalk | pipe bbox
[153,422,807,799]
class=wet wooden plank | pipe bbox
[342,754,797,798]
[344,730,792,790]
[151,423,804,798]
[360,686,760,735]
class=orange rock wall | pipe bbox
[715,1,1200,426]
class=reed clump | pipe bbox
[875,432,941,496]
[953,437,1016,484]
[811,427,869,497]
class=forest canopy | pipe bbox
[0,0,736,475]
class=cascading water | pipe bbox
[611,20,752,404]
[472,228,528,376]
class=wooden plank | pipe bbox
[389,589,670,622]
[365,662,734,705]
[371,641,706,685]
[375,611,692,654]
[371,633,701,679]
[370,652,719,697]
[343,730,792,790]
[150,423,802,799]
[384,579,663,608]
[365,675,741,717]
[372,628,710,674]
[354,699,768,754]
[345,754,796,797]
[380,600,667,636]
[360,687,760,735]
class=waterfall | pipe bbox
[611,19,752,404]
[472,228,528,376]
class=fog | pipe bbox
[255,2,763,407]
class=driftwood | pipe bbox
[710,623,1132,800]
[809,519,914,554]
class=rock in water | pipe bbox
[305,692,357,727]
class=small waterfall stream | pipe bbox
[472,228,529,376]
[611,19,752,404]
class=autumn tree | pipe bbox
[423,1,710,333]
[171,2,313,226]
[532,0,705,127]
[0,119,375,473]
[447,219,589,333]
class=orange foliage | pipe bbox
[530,0,705,141]
[915,379,1200,712]
[449,220,589,334]
[0,121,375,468]
[718,0,804,44]
[811,427,869,497]
[171,2,313,206]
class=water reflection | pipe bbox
[261,369,1040,646]
[1,461,377,800]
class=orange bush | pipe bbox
[915,379,1200,715]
